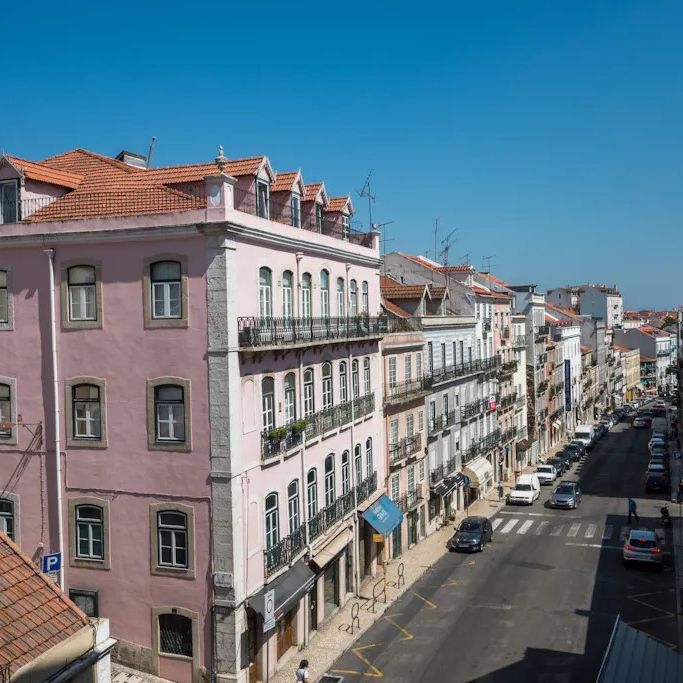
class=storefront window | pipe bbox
[323,559,340,618]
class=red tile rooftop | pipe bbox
[271,171,301,192]
[382,299,412,319]
[324,196,352,213]
[0,531,88,676]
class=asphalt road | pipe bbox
[329,416,678,682]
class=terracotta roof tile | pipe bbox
[380,275,427,299]
[271,171,301,192]
[0,532,88,675]
[303,182,326,203]
[324,196,352,213]
[5,155,84,189]
[382,299,412,318]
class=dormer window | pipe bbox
[256,180,270,219]
[316,204,323,231]
[342,215,350,240]
[0,181,18,224]
[291,193,301,227]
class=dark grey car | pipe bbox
[448,516,493,552]
[550,482,582,509]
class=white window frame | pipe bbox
[339,362,348,403]
[366,437,373,478]
[256,180,270,219]
[284,373,296,424]
[75,505,104,560]
[72,384,101,439]
[388,357,397,389]
[363,357,371,394]
[287,481,300,533]
[291,193,301,227]
[341,451,350,494]
[282,270,294,318]
[307,469,318,519]
[322,363,333,410]
[158,511,188,568]
[151,261,182,320]
[261,377,275,431]
[303,369,315,416]
[324,455,336,507]
[155,385,185,442]
[68,265,97,322]
[336,277,345,317]
[259,267,273,318]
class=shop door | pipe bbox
[276,609,295,660]
[392,525,402,559]
[247,608,259,683]
[345,544,354,594]
[309,586,318,632]
[408,511,418,546]
[419,506,426,538]
[323,560,340,619]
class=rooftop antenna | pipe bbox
[482,254,496,289]
[438,228,457,266]
[460,252,472,265]
[373,220,394,274]
[146,136,156,168]
[357,170,375,231]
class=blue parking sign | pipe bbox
[41,552,62,574]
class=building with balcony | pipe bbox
[380,281,430,560]
[382,255,502,521]
[615,325,673,396]
[616,345,641,401]
[547,284,623,329]
[0,147,380,683]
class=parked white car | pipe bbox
[508,474,541,505]
[535,465,557,485]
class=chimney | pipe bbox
[115,150,148,169]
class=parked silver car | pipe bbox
[549,482,582,509]
[623,529,663,569]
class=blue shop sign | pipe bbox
[362,494,403,536]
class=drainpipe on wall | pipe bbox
[45,248,65,592]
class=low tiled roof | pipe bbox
[380,275,427,299]
[382,299,412,318]
[0,531,89,676]
[441,264,474,273]
[478,272,509,287]
[324,196,352,213]
[5,155,84,189]
[640,355,657,362]
[545,302,581,320]
[639,325,669,338]
[303,182,326,203]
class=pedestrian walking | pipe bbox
[628,497,639,525]
[296,659,309,682]
[497,482,505,502]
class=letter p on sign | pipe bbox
[41,552,62,574]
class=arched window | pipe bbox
[284,373,296,424]
[362,281,369,314]
[350,279,358,316]
[352,360,359,398]
[150,261,181,320]
[259,267,272,318]
[336,277,345,317]
[363,357,371,394]
[324,454,335,506]
[339,361,348,403]
[307,468,318,519]
[75,504,104,560]
[68,265,97,321]
[341,450,350,494]
[366,438,374,478]
[264,493,279,550]
[261,377,275,431]
[320,270,330,319]
[354,443,362,484]
[157,510,188,568]
[322,362,333,409]
[282,270,294,319]
[287,480,300,533]
[303,368,315,416]
[301,273,312,320]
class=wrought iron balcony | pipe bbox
[427,356,501,386]
[428,409,458,436]
[261,426,305,462]
[237,316,385,349]
[397,485,424,513]
[305,393,375,441]
[384,376,430,406]
[500,426,518,444]
[462,398,486,420]
[498,360,518,379]
[462,430,502,463]
[513,335,528,347]
[550,383,563,398]
[497,392,518,411]
[264,523,306,578]
[389,434,422,464]
[429,456,458,485]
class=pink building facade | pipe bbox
[0,149,383,682]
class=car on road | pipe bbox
[569,441,587,458]
[508,474,541,505]
[536,464,557,484]
[645,473,670,494]
[562,444,582,463]
[549,482,582,509]
[632,416,649,428]
[557,450,574,471]
[547,456,567,476]
[623,529,663,570]
[647,461,667,475]
[448,516,493,552]
[594,424,607,440]
[650,448,669,461]
[649,437,667,451]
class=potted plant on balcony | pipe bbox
[290,419,307,435]
[267,426,288,443]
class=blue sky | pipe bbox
[3,1,681,309]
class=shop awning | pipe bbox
[463,457,493,488]
[248,560,315,622]
[309,528,353,571]
[431,474,465,498]
[357,488,384,513]
[361,494,403,536]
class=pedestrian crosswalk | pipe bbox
[491,515,664,543]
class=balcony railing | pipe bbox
[389,434,422,463]
[462,398,487,420]
[537,325,550,337]
[237,316,385,348]
[550,384,563,398]
[234,185,375,247]
[264,524,306,578]
[308,471,378,543]
[430,456,459,485]
[384,376,430,405]
[498,360,518,379]
[261,427,305,462]
[397,484,424,513]
[463,429,502,463]
[657,349,670,357]
[500,426,518,444]
[428,409,458,435]
[497,392,518,411]
[513,335,528,347]
[305,393,375,441]
[428,356,501,386]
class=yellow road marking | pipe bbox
[383,615,414,641]
[411,591,437,608]
[330,643,383,678]
[446,579,460,586]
